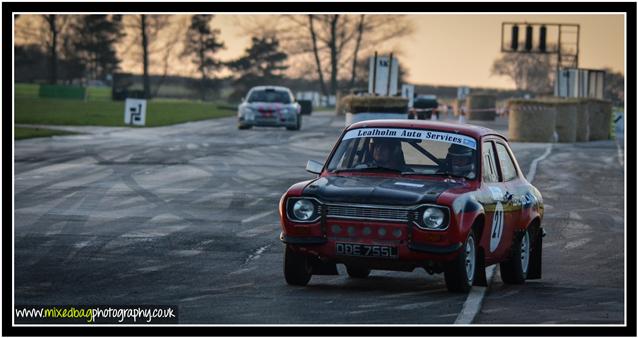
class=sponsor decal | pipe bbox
[488,186,503,201]
[343,128,477,150]
[490,202,504,252]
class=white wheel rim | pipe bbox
[465,235,475,282]
[521,230,530,274]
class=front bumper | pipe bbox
[280,215,463,264]
[239,113,298,127]
[281,232,461,255]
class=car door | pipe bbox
[480,139,510,263]
[491,140,523,260]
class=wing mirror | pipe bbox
[305,160,323,175]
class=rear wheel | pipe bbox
[444,231,476,293]
[346,265,370,279]
[500,228,530,284]
[238,123,252,130]
[284,245,312,286]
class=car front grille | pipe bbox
[325,204,416,222]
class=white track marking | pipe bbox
[455,143,553,324]
[616,140,624,167]
[241,210,274,224]
[243,245,271,265]
[454,265,496,324]
[236,224,276,238]
[246,197,263,207]
[526,144,553,183]
[564,238,591,250]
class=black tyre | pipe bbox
[286,115,302,131]
[346,265,371,279]
[444,231,477,293]
[500,227,530,284]
[284,245,312,286]
[527,225,543,279]
[238,123,252,130]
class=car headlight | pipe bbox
[241,107,255,120]
[421,207,446,230]
[292,199,315,221]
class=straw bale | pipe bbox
[587,99,613,140]
[575,99,590,142]
[508,100,556,142]
[551,100,578,143]
[467,94,496,120]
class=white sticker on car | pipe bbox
[488,186,503,201]
[394,182,424,188]
[490,201,504,252]
[342,128,477,150]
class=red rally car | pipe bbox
[278,119,544,292]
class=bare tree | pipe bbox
[122,14,171,98]
[42,15,71,84]
[349,15,365,88]
[238,14,414,96]
[308,15,328,95]
[491,52,554,94]
[151,16,188,97]
[141,15,150,98]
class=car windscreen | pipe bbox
[247,90,291,104]
[326,127,478,179]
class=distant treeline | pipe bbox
[15,41,536,103]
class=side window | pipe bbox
[495,143,518,181]
[482,141,499,183]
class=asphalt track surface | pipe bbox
[13,112,624,324]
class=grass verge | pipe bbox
[15,97,235,127]
[15,127,80,140]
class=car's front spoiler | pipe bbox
[407,242,463,254]
[280,233,327,245]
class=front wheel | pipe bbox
[286,115,302,131]
[284,245,312,286]
[500,227,530,284]
[444,231,477,292]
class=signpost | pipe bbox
[369,53,399,96]
[124,98,147,126]
[401,84,415,108]
[499,22,606,97]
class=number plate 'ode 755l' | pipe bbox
[335,242,398,258]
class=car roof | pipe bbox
[346,119,506,140]
[249,86,291,92]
